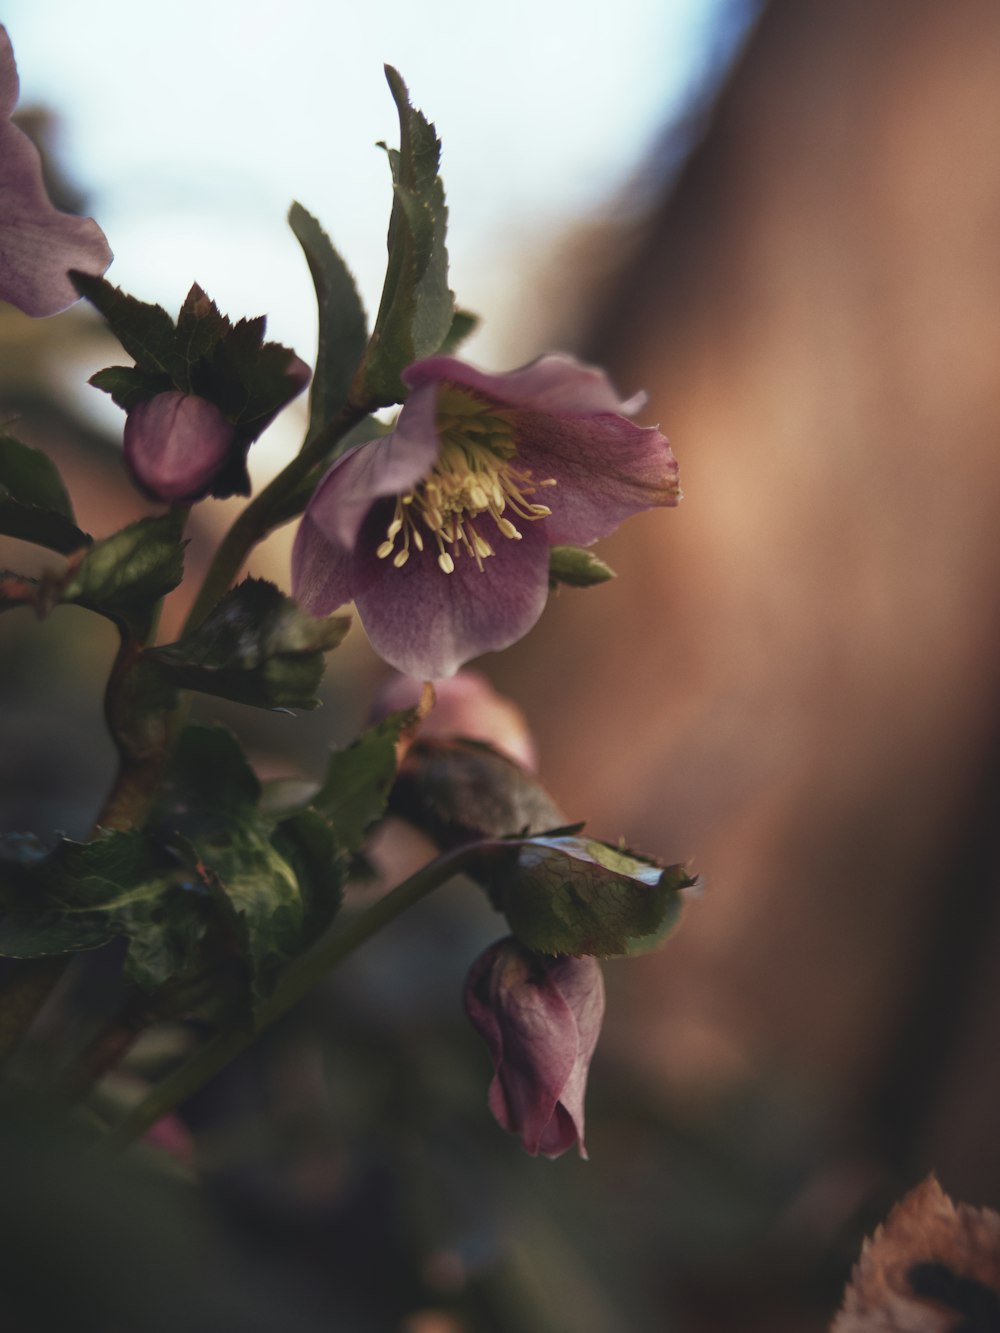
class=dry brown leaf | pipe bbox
[831,1176,1000,1331]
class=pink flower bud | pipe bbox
[463,937,605,1158]
[372,669,538,770]
[123,390,235,502]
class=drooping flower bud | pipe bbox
[123,390,235,502]
[463,936,605,1158]
[372,669,539,771]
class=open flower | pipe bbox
[293,354,680,678]
[463,937,605,1158]
[0,27,111,316]
[123,390,236,502]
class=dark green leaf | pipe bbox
[62,512,186,623]
[486,835,694,957]
[438,307,480,355]
[355,67,454,406]
[271,809,343,941]
[0,435,90,553]
[548,545,616,588]
[156,725,262,824]
[311,705,421,855]
[289,202,368,443]
[149,577,349,710]
[89,365,172,413]
[71,272,177,376]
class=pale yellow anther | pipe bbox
[377,387,558,577]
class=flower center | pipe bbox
[376,387,556,574]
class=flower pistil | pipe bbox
[375,387,556,575]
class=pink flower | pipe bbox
[463,937,605,1159]
[0,27,111,317]
[123,390,236,502]
[372,668,539,770]
[292,354,679,678]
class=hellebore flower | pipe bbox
[463,936,605,1158]
[123,390,236,502]
[293,354,680,678]
[372,668,539,770]
[0,27,111,316]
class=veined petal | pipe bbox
[513,408,680,546]
[301,381,439,554]
[292,505,354,617]
[0,28,112,318]
[352,517,550,679]
[404,352,646,417]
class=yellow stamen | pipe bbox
[376,387,557,576]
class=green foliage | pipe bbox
[548,546,616,588]
[486,835,694,958]
[354,67,454,407]
[288,202,368,445]
[62,511,186,626]
[71,271,177,375]
[149,577,349,711]
[311,704,422,855]
[0,435,90,553]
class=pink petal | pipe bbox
[514,408,679,546]
[0,28,112,318]
[351,517,550,679]
[404,353,646,417]
[123,391,234,502]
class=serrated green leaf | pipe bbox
[487,835,693,958]
[89,365,173,413]
[311,706,419,855]
[0,435,90,553]
[548,545,616,589]
[62,512,186,623]
[355,67,454,407]
[149,578,349,710]
[289,202,368,444]
[71,272,177,377]
[156,725,262,824]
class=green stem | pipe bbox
[182,400,368,634]
[106,842,483,1147]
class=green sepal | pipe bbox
[484,834,695,958]
[310,704,422,856]
[0,435,90,553]
[353,67,454,407]
[148,577,349,711]
[70,272,177,376]
[61,511,186,626]
[548,545,616,589]
[288,202,368,445]
[389,737,564,849]
[89,366,172,413]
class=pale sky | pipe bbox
[5,0,752,474]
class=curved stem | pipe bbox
[106,842,483,1147]
[182,400,368,633]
